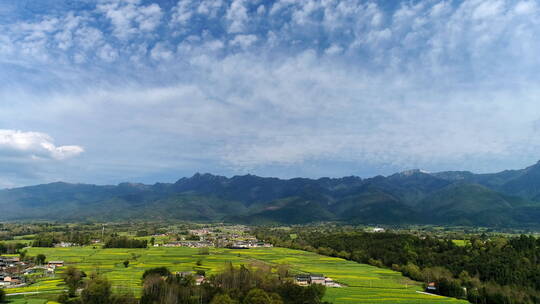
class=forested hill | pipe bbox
[3,161,540,226]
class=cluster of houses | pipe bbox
[228,240,273,249]
[0,256,25,287]
[55,242,76,248]
[176,271,205,285]
[158,226,273,249]
[162,241,214,248]
[0,256,64,288]
[188,229,211,236]
[161,239,273,249]
[294,274,342,287]
[171,271,340,289]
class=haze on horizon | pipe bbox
[0,0,539,188]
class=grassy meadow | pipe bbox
[451,240,470,247]
[6,246,469,304]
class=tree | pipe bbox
[211,294,236,304]
[269,293,284,304]
[305,284,326,303]
[150,237,155,247]
[64,266,84,296]
[81,275,112,304]
[243,288,272,304]
[0,288,5,303]
[110,293,138,304]
[123,260,129,268]
[57,292,70,304]
[142,267,171,279]
[36,253,47,265]
[276,264,289,280]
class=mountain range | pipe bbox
[3,161,540,226]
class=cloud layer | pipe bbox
[0,0,539,186]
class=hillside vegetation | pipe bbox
[3,162,540,226]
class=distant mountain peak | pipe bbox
[398,169,430,176]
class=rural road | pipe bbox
[6,290,66,296]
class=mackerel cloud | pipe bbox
[0,0,539,185]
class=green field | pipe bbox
[5,247,469,304]
[451,240,470,247]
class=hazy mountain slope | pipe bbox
[499,162,540,200]
[368,170,450,205]
[434,161,540,200]
[174,173,341,206]
[232,197,335,224]
[418,183,532,226]
[2,161,540,226]
[331,186,420,224]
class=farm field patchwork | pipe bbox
[6,247,469,304]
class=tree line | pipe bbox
[0,242,25,254]
[103,236,148,249]
[255,228,540,304]
[32,231,93,247]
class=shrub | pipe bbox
[142,267,171,279]
[210,294,236,304]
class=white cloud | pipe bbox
[54,13,83,50]
[97,0,162,39]
[97,43,118,62]
[150,42,174,60]
[137,4,162,31]
[0,130,84,161]
[226,0,248,33]
[172,0,224,27]
[171,0,195,25]
[229,34,257,48]
[256,4,265,15]
[197,0,224,17]
[514,1,537,14]
[202,39,225,52]
[324,44,342,55]
[75,26,104,50]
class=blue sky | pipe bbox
[1,0,540,187]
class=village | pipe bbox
[0,255,64,289]
[159,226,274,249]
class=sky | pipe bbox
[0,0,540,188]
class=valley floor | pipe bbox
[5,247,469,304]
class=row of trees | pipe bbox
[58,263,330,304]
[255,228,540,304]
[58,273,138,304]
[140,263,330,304]
[32,231,94,247]
[0,242,25,254]
[103,237,148,249]
[31,233,150,249]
